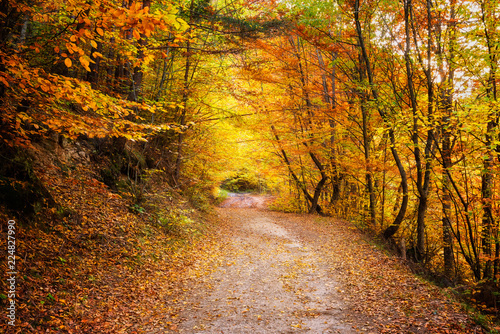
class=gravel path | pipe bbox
[176,207,357,333]
[174,196,483,334]
[218,192,274,209]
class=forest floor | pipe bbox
[171,195,485,333]
[0,178,489,334]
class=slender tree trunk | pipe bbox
[435,0,457,277]
[404,0,435,261]
[329,49,343,206]
[173,0,194,185]
[404,0,425,259]
[361,100,376,227]
[154,34,174,102]
[482,138,494,279]
[18,15,29,46]
[317,49,343,208]
[307,150,328,214]
[271,125,324,215]
[353,0,408,237]
[480,0,498,280]
[127,0,151,101]
[288,37,328,213]
[441,105,455,278]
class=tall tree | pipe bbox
[353,0,409,238]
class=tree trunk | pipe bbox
[404,0,434,261]
[127,0,151,101]
[174,0,195,185]
[361,101,376,227]
[480,0,498,280]
[441,108,455,278]
[353,0,408,237]
[434,0,457,277]
[316,48,343,209]
[271,125,325,215]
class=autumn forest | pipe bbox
[1,0,500,332]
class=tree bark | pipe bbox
[127,0,151,101]
[479,0,498,279]
[316,48,343,208]
[403,0,434,261]
[361,100,376,227]
[271,125,325,215]
[353,0,408,237]
[173,0,195,185]
[435,0,457,277]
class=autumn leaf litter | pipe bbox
[2,159,484,334]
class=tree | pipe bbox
[353,0,409,237]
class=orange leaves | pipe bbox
[79,56,91,72]
[65,41,84,56]
[104,2,182,36]
[0,48,170,146]
[143,21,155,37]
[40,83,51,93]
[0,0,189,146]
[0,73,10,87]
[132,29,141,40]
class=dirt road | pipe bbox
[175,196,483,333]
[218,192,274,209]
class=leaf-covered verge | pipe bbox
[0,135,226,333]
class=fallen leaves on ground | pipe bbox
[0,164,488,334]
[0,144,226,333]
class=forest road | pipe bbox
[173,195,482,333]
[175,196,359,333]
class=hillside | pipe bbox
[0,136,222,333]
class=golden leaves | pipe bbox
[40,84,50,92]
[0,49,170,146]
[0,0,190,149]
[65,42,84,56]
[132,29,141,40]
[79,56,91,72]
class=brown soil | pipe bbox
[177,209,355,333]
[172,195,483,333]
[219,193,274,209]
